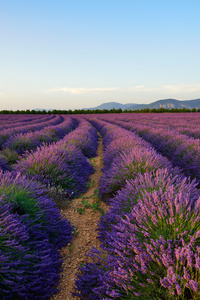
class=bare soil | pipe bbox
[51,135,107,300]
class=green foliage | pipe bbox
[67,244,75,252]
[2,190,41,223]
[77,193,104,215]
[77,207,86,214]
[0,107,199,114]
[93,188,99,199]
[73,227,79,236]
[0,148,19,165]
[82,199,90,208]
[91,199,104,215]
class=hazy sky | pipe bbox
[0,0,200,110]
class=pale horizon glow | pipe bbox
[44,87,121,95]
[0,1,200,110]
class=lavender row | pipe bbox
[0,114,54,131]
[0,171,73,299]
[107,112,200,140]
[136,113,200,140]
[0,114,52,128]
[3,116,76,155]
[106,116,200,186]
[74,119,200,299]
[14,118,98,198]
[90,118,176,199]
[57,117,99,158]
[75,171,200,299]
[0,115,63,149]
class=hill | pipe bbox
[86,98,200,111]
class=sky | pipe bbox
[0,0,200,110]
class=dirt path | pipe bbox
[51,135,107,300]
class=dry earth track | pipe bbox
[51,134,108,300]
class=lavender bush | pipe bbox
[103,172,200,299]
[0,148,19,169]
[74,116,200,299]
[106,116,200,186]
[15,142,94,198]
[99,139,173,198]
[74,169,200,299]
[0,156,11,171]
[58,118,99,158]
[4,132,41,154]
[0,171,73,299]
[0,114,53,131]
[98,168,185,244]
[4,116,76,155]
[0,115,63,149]
[73,248,109,300]
[90,118,177,199]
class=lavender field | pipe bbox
[1,113,200,299]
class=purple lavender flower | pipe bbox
[76,160,200,299]
[0,171,73,299]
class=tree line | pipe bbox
[0,107,199,114]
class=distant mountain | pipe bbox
[84,102,136,110]
[34,98,200,112]
[180,99,200,109]
[127,98,200,110]
[86,99,200,111]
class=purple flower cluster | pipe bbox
[115,112,200,140]
[0,115,62,149]
[4,116,76,155]
[58,117,99,158]
[105,114,200,186]
[14,143,93,198]
[91,119,175,199]
[14,118,98,198]
[0,114,53,131]
[0,170,73,299]
[101,171,200,299]
[73,248,109,299]
[0,156,11,171]
[74,117,200,299]
[0,116,99,297]
[75,172,200,298]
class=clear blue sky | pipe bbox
[0,0,200,110]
